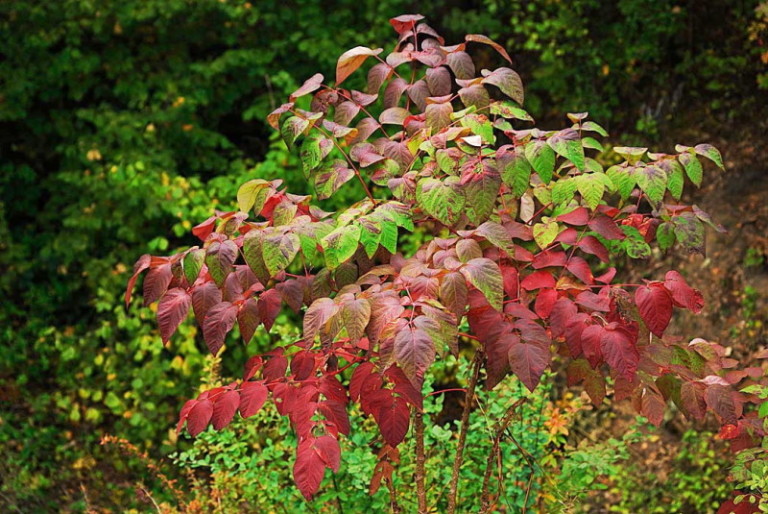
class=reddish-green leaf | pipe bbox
[461,258,503,311]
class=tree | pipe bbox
[127,14,762,511]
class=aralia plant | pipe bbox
[126,14,762,510]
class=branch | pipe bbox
[414,409,428,513]
[446,350,484,514]
[480,398,526,513]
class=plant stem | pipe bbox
[480,398,525,513]
[447,350,483,514]
[414,409,428,513]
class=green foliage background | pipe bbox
[0,0,764,511]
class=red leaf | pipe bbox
[389,14,424,34]
[239,381,268,418]
[549,298,577,339]
[202,302,238,355]
[192,215,216,241]
[484,331,518,389]
[237,298,260,344]
[258,288,282,332]
[664,270,704,313]
[186,399,213,437]
[588,215,625,240]
[143,263,173,306]
[294,439,327,500]
[640,388,666,426]
[350,362,377,403]
[557,207,590,226]
[125,254,151,307]
[176,399,197,433]
[374,394,410,447]
[291,350,317,380]
[635,283,673,337]
[534,288,558,318]
[212,390,240,430]
[600,323,639,381]
[290,73,324,101]
[577,236,609,262]
[532,250,567,269]
[393,324,435,388]
[508,341,549,391]
[314,435,341,472]
[191,281,222,324]
[580,324,604,367]
[705,384,741,424]
[521,270,555,291]
[566,256,594,284]
[386,365,423,410]
[157,288,192,344]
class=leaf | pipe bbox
[290,73,324,100]
[315,161,356,200]
[393,324,435,387]
[280,116,310,148]
[588,215,625,240]
[490,100,533,121]
[656,222,676,251]
[476,221,515,257]
[481,67,524,105]
[416,177,465,226]
[640,389,666,427]
[304,298,338,343]
[458,85,490,111]
[374,394,410,447]
[341,297,371,342]
[389,13,424,34]
[314,435,341,473]
[508,341,549,391]
[205,240,238,287]
[425,101,453,132]
[613,146,647,164]
[600,323,639,381]
[465,34,513,64]
[211,390,240,430]
[705,384,740,424]
[262,232,300,276]
[125,254,151,306]
[157,288,192,344]
[664,270,704,313]
[300,135,332,176]
[680,381,707,421]
[336,46,383,86]
[294,440,327,500]
[547,128,585,171]
[456,239,483,262]
[635,284,673,338]
[240,381,268,418]
[633,165,667,204]
[322,224,361,269]
[576,174,606,210]
[605,165,636,201]
[524,140,555,183]
[446,51,475,79]
[186,399,213,437]
[678,152,703,187]
[533,219,559,249]
[461,258,503,311]
[551,177,577,205]
[497,146,532,197]
[694,144,724,170]
[202,302,238,355]
[581,121,608,137]
[672,213,705,254]
[183,248,205,285]
[379,107,410,125]
[463,170,501,225]
[439,272,469,319]
[142,263,173,306]
[237,298,260,344]
[191,281,222,324]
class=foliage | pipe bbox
[127,14,763,510]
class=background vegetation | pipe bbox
[1,0,766,511]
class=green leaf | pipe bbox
[280,116,310,148]
[463,171,501,225]
[498,148,532,197]
[461,114,495,144]
[379,220,398,254]
[548,128,585,171]
[694,144,724,170]
[665,160,685,200]
[416,177,466,226]
[633,165,667,204]
[322,224,361,268]
[582,137,605,153]
[490,100,533,121]
[314,161,355,200]
[576,174,605,210]
[581,121,608,137]
[613,146,647,164]
[237,179,271,213]
[656,222,676,251]
[533,219,559,249]
[205,240,237,287]
[300,135,331,176]
[621,226,651,259]
[481,67,524,105]
[606,165,636,201]
[183,248,205,285]
[262,232,301,276]
[551,177,577,206]
[359,219,382,258]
[460,257,504,311]
[678,152,703,187]
[524,140,556,184]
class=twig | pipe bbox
[480,398,526,513]
[446,350,484,514]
